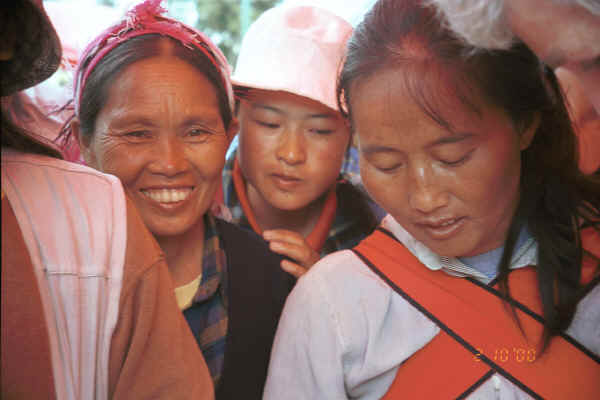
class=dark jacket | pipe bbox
[184,219,296,400]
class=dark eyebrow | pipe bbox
[361,145,401,156]
[252,103,283,114]
[429,132,475,146]
[109,115,157,129]
[181,116,222,129]
[251,104,337,120]
[361,132,474,155]
[306,113,337,120]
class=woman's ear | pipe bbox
[72,119,97,167]
[226,117,240,145]
[519,112,540,151]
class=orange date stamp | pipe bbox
[473,347,536,363]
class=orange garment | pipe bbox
[1,196,56,399]
[353,228,600,399]
[232,157,337,252]
[109,196,215,399]
[1,195,215,400]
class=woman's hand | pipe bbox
[263,229,321,278]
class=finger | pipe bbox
[263,229,306,246]
[269,240,319,267]
[280,259,308,279]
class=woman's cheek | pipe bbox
[96,139,143,183]
[361,166,393,210]
[185,140,229,180]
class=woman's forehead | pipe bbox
[242,89,341,118]
[110,56,213,94]
[97,57,222,120]
[350,64,486,132]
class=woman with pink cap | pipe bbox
[1,0,213,399]
[59,1,294,398]
[222,4,379,278]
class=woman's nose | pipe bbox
[276,130,306,165]
[148,136,188,176]
[407,163,448,214]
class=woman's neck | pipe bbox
[247,184,326,237]
[155,217,205,287]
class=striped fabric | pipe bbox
[438,235,537,283]
[181,214,228,386]
[222,149,369,257]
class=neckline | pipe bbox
[232,157,337,252]
[381,215,538,282]
[174,273,203,310]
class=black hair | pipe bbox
[337,0,600,353]
[59,34,233,146]
[336,178,379,241]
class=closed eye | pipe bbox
[310,128,334,135]
[255,120,280,129]
[377,165,402,172]
[439,150,474,166]
[370,161,404,173]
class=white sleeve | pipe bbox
[263,269,349,400]
[566,283,600,357]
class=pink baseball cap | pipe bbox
[232,5,353,112]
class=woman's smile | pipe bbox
[140,186,195,207]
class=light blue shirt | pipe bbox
[459,226,532,279]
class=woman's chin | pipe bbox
[146,214,206,239]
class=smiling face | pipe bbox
[350,67,537,257]
[505,0,600,113]
[237,90,350,212]
[79,55,232,238]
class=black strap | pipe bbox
[377,227,599,363]
[352,247,544,399]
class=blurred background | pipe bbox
[35,0,375,114]
[42,0,376,75]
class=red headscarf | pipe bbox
[73,0,234,117]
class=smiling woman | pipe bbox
[79,52,230,240]
[58,1,295,399]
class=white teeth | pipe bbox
[438,219,456,227]
[141,188,192,203]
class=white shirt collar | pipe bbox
[381,215,538,284]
